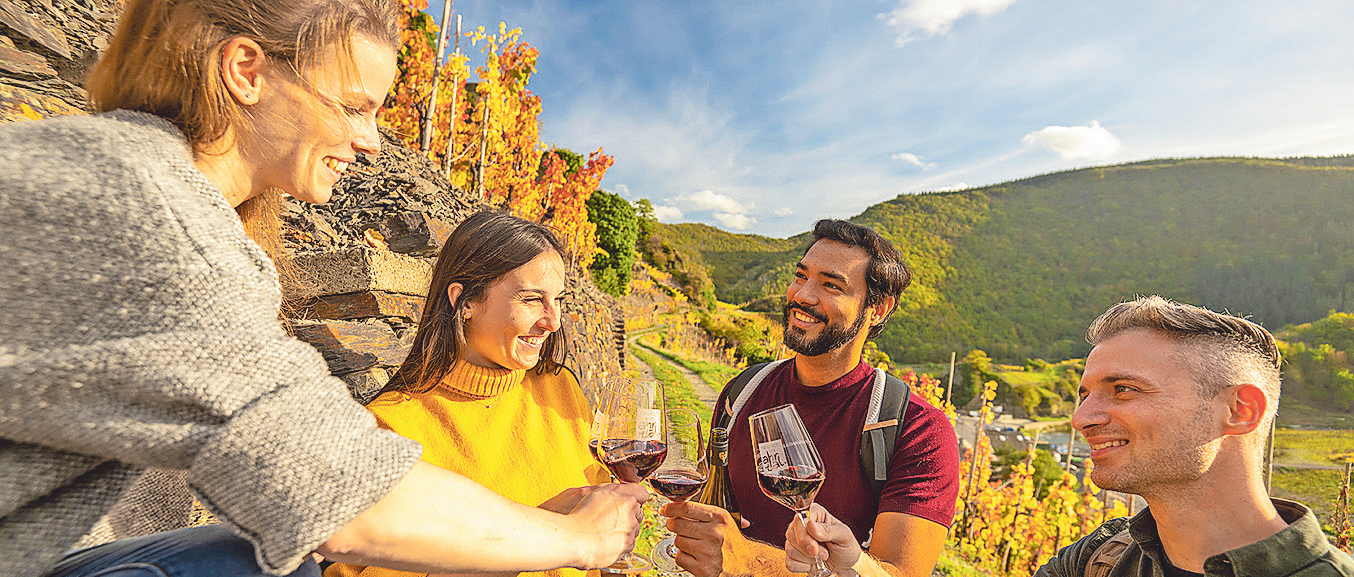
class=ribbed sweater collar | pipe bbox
[436,361,526,399]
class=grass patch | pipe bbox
[630,345,714,429]
[636,333,742,393]
[625,345,714,561]
[999,370,1058,388]
[1273,429,1354,466]
[1270,466,1348,530]
[1277,402,1354,430]
[934,552,996,577]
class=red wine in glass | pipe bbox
[649,406,707,575]
[588,438,602,464]
[598,377,667,574]
[756,465,825,511]
[748,404,836,577]
[649,470,706,501]
[600,439,667,483]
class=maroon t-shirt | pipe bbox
[722,359,961,546]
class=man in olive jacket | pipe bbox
[1032,296,1353,577]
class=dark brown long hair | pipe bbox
[378,211,571,398]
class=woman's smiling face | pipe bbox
[460,250,568,371]
[247,34,397,204]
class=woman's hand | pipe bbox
[561,483,650,569]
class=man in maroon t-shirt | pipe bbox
[662,220,961,577]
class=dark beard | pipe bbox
[782,301,868,357]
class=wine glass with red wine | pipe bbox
[597,377,667,574]
[650,407,707,575]
[748,404,835,577]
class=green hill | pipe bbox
[642,156,1354,366]
[1277,312,1354,414]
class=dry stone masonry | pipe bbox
[0,0,117,120]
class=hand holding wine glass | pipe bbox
[649,407,707,575]
[784,503,865,576]
[597,377,667,573]
[748,404,835,577]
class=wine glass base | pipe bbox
[600,553,652,575]
[650,537,691,575]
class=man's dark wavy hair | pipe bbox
[808,219,912,339]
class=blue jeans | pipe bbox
[46,525,321,577]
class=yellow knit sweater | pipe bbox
[325,362,608,577]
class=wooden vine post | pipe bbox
[1065,395,1078,475]
[443,14,462,177]
[419,0,453,152]
[946,351,955,406]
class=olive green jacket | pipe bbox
[1034,499,1354,576]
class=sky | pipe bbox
[423,0,1354,238]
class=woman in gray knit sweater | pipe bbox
[0,0,646,575]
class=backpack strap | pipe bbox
[716,361,911,502]
[1085,528,1133,577]
[715,359,789,430]
[860,368,911,499]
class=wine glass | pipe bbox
[650,407,707,575]
[589,379,613,466]
[748,404,835,577]
[597,377,667,574]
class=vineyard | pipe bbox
[935,377,1133,576]
[380,5,1354,573]
[622,270,1353,576]
[380,0,612,269]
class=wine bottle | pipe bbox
[696,426,740,521]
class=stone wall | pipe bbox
[0,0,119,121]
[0,0,626,405]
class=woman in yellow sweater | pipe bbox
[327,212,613,577]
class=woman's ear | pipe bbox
[221,36,267,106]
[447,283,467,319]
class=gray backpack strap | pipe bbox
[725,359,789,426]
[861,369,911,497]
[1085,528,1133,577]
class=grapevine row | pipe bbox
[382,0,612,269]
[905,373,1131,576]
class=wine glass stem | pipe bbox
[796,511,836,577]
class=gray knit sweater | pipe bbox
[0,111,423,576]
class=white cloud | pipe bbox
[879,0,1020,46]
[891,152,936,169]
[714,212,756,230]
[613,184,631,198]
[935,182,970,192]
[653,205,684,222]
[672,189,752,214]
[1021,120,1122,161]
[773,207,794,217]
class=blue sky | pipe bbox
[424,0,1354,238]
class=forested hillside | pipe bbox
[643,157,1354,365]
[1279,312,1354,413]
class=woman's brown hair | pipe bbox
[378,211,572,399]
[85,0,401,266]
